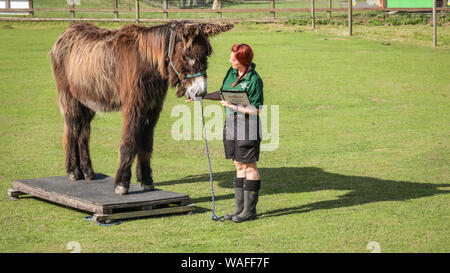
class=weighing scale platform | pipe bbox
[8,173,195,224]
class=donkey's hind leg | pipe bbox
[60,91,96,180]
[63,121,83,180]
[77,106,96,180]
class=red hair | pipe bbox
[231,44,254,87]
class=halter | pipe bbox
[168,30,206,81]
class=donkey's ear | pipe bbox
[199,23,234,37]
[180,23,200,48]
[181,23,200,37]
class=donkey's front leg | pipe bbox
[136,151,154,192]
[114,110,139,195]
[136,109,161,192]
[114,143,137,195]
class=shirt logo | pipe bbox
[240,82,248,90]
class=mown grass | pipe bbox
[0,21,449,253]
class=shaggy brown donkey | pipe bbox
[49,21,233,195]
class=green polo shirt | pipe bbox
[221,62,264,115]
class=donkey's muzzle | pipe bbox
[185,76,207,100]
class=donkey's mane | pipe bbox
[50,21,213,88]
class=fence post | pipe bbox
[136,0,140,23]
[28,0,34,18]
[383,0,388,21]
[348,0,352,36]
[327,0,332,22]
[113,0,118,20]
[5,0,10,9]
[444,0,448,17]
[270,0,275,21]
[311,0,315,30]
[70,0,75,19]
[163,0,168,19]
[217,0,222,20]
[433,0,437,47]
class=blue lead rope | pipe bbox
[199,99,224,222]
[84,215,120,226]
[84,98,222,224]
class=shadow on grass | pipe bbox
[158,167,450,218]
[12,167,449,222]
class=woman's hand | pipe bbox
[185,98,193,102]
[220,100,234,109]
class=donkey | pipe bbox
[49,21,233,195]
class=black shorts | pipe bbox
[223,113,262,163]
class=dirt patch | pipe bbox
[0,24,14,29]
[315,105,334,110]
[370,97,391,103]
[393,104,414,109]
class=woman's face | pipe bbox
[229,52,245,71]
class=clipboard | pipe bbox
[220,90,250,106]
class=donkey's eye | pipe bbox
[184,56,196,67]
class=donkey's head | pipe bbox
[167,21,233,100]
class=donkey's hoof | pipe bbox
[68,170,83,181]
[114,185,129,195]
[83,169,96,180]
[141,183,155,192]
[141,177,155,192]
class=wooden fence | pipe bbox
[0,0,449,46]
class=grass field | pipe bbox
[0,21,449,253]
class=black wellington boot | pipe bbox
[232,179,260,223]
[224,177,245,220]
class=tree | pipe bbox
[212,0,221,9]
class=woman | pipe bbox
[188,44,263,223]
